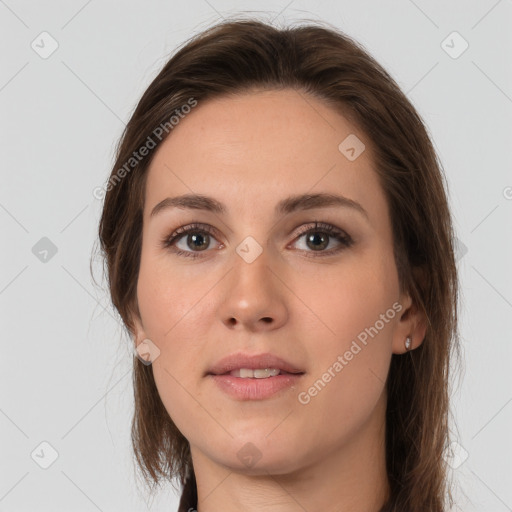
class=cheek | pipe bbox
[136,258,214,435]
[296,249,399,349]
[151,356,209,441]
[137,265,208,373]
[295,250,398,413]
[136,252,202,340]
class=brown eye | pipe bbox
[292,222,353,256]
[161,223,220,259]
[304,232,329,251]
[161,221,353,260]
[183,232,211,251]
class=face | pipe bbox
[132,89,423,475]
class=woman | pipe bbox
[98,18,460,512]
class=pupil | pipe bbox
[189,233,209,251]
[307,232,328,251]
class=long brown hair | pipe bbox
[97,17,460,511]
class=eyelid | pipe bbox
[160,223,222,253]
[290,221,351,243]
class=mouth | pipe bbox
[210,368,304,378]
[206,352,305,400]
[206,351,305,377]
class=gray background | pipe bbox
[1,1,511,511]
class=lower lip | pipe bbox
[208,373,304,400]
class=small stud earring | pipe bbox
[405,336,412,351]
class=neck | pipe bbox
[190,391,390,512]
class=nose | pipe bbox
[217,245,288,332]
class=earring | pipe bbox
[405,336,412,351]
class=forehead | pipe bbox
[144,89,386,224]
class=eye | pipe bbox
[160,223,222,259]
[290,221,353,257]
[161,221,353,259]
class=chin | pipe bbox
[211,431,305,475]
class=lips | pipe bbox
[206,351,306,401]
[206,352,305,376]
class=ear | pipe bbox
[392,269,428,354]
[129,312,161,365]
[127,300,148,348]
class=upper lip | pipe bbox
[206,352,305,376]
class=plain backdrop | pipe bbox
[1,1,511,511]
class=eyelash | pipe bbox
[160,221,354,259]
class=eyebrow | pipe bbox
[150,192,369,220]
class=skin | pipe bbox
[131,89,427,512]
